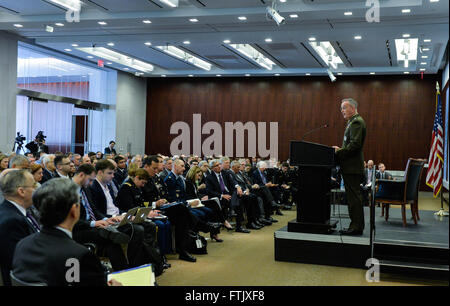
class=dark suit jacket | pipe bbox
[12,227,107,286]
[205,171,234,199]
[0,200,37,286]
[335,113,366,174]
[74,188,107,233]
[40,168,54,184]
[87,180,118,216]
[114,168,128,187]
[252,169,270,187]
[104,147,117,155]
[164,172,187,203]
[375,171,393,180]
[185,180,200,200]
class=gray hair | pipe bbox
[342,98,358,109]
[220,156,230,164]
[198,161,208,168]
[0,169,31,197]
[71,153,81,161]
[257,161,267,169]
[209,159,219,168]
[9,155,29,169]
[42,154,55,167]
[34,178,80,227]
[230,160,241,168]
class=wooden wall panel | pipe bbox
[146,75,439,172]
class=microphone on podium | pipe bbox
[301,123,329,140]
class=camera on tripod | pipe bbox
[15,132,26,145]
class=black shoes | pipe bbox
[258,218,272,225]
[246,222,262,230]
[276,209,284,216]
[339,228,363,236]
[269,217,278,223]
[235,227,251,233]
[179,250,197,262]
[210,233,224,242]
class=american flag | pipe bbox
[426,83,444,198]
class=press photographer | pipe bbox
[25,131,49,154]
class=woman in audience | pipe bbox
[0,154,9,173]
[31,163,44,188]
[185,166,225,242]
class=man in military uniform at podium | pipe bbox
[333,98,366,236]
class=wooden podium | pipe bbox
[288,141,338,234]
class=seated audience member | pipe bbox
[81,154,92,165]
[71,153,82,169]
[9,154,30,170]
[376,163,393,180]
[30,163,44,188]
[116,168,172,268]
[0,170,38,286]
[142,155,198,262]
[229,161,261,231]
[131,155,143,169]
[11,178,122,286]
[0,154,9,173]
[53,155,72,179]
[25,153,36,165]
[41,154,56,184]
[252,161,283,216]
[277,162,296,209]
[204,159,235,230]
[167,161,223,241]
[159,157,172,180]
[365,160,376,186]
[96,151,103,160]
[87,160,154,268]
[113,155,128,186]
[104,141,117,155]
[69,162,76,178]
[72,164,131,272]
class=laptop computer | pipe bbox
[132,207,151,224]
[108,207,139,229]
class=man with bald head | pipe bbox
[333,98,366,236]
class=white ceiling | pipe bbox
[0,0,448,78]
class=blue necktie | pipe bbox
[26,211,40,232]
[219,174,226,193]
[81,190,96,221]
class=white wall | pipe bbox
[115,71,147,155]
[0,33,18,153]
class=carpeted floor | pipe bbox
[157,192,449,286]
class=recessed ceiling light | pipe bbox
[370,72,376,75]
[87,56,94,59]
[144,42,152,46]
[306,73,311,76]
[423,39,432,42]
[188,74,194,77]
[143,20,152,24]
[107,62,112,65]
[420,68,426,71]
[55,23,64,26]
[71,44,79,47]
[238,16,247,21]
[309,37,316,41]
[245,74,251,76]
[64,49,72,52]
[98,21,107,25]
[402,9,411,13]
[265,38,272,43]
[279,0,286,2]
[216,74,221,77]
[274,73,280,76]
[422,55,428,58]
[13,24,23,28]
[107,42,115,46]
[337,73,343,75]
[183,41,190,44]
[344,12,353,16]
[354,35,362,40]
[290,14,298,18]
[404,71,410,74]
[161,75,166,77]
[421,62,427,65]
[402,34,411,38]
[429,0,439,3]
[124,68,129,70]
[223,40,231,44]
[422,48,430,51]
[189,18,198,22]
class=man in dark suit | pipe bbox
[376,163,393,180]
[0,170,38,286]
[12,178,121,286]
[104,141,117,155]
[252,161,283,216]
[40,154,56,184]
[142,155,198,262]
[53,154,72,179]
[333,98,367,236]
[113,155,128,187]
[72,164,130,272]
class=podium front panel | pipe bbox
[290,141,334,167]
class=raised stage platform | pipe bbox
[275,206,449,279]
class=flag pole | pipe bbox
[434,81,448,217]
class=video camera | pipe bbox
[15,132,26,145]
